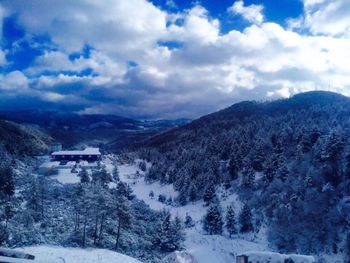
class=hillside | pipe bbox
[0,119,53,157]
[135,91,350,261]
[0,110,189,150]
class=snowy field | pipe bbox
[17,246,142,263]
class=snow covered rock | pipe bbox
[162,251,198,263]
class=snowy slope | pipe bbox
[115,160,270,263]
[17,246,142,263]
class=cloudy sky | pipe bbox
[0,0,349,119]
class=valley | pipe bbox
[0,91,350,263]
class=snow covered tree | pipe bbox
[0,224,9,245]
[149,190,154,199]
[241,168,255,189]
[225,204,237,237]
[184,214,194,228]
[188,183,197,202]
[178,190,187,206]
[239,204,253,233]
[78,167,90,183]
[203,184,216,206]
[112,195,132,251]
[112,164,120,182]
[0,165,15,201]
[155,211,184,252]
[203,200,223,235]
[139,161,147,172]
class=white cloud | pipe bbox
[228,0,264,25]
[4,0,167,58]
[0,71,29,91]
[302,0,350,36]
[1,0,350,118]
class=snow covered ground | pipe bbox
[53,169,81,184]
[115,160,271,263]
[17,246,142,263]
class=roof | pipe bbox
[51,147,101,156]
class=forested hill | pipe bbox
[0,119,53,158]
[144,91,350,148]
[136,91,350,257]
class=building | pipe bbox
[236,252,315,263]
[51,147,101,162]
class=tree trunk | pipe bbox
[98,213,105,245]
[82,210,87,247]
[93,214,99,245]
[115,221,121,251]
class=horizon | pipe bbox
[0,90,345,121]
[0,0,350,119]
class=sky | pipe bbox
[0,0,350,119]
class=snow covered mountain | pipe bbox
[0,110,189,151]
[134,91,350,262]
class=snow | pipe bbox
[183,227,269,263]
[116,159,270,263]
[242,251,315,263]
[53,168,81,184]
[52,147,101,156]
[16,246,142,263]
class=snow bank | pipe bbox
[242,251,315,263]
[17,246,142,263]
[184,228,267,263]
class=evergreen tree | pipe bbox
[112,195,132,251]
[203,184,216,206]
[156,211,184,252]
[239,204,253,233]
[0,165,15,201]
[178,190,187,206]
[188,183,197,202]
[78,167,90,183]
[112,165,120,182]
[203,200,223,235]
[228,158,238,180]
[225,205,237,237]
[241,168,255,189]
[184,214,194,228]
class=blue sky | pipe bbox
[0,0,349,119]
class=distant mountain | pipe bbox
[136,91,350,259]
[0,119,53,158]
[0,110,190,151]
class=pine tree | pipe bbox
[78,167,90,183]
[241,168,255,189]
[112,164,120,182]
[225,205,237,237]
[228,158,238,180]
[156,211,184,252]
[178,189,187,206]
[184,214,194,228]
[0,165,15,201]
[188,183,197,202]
[203,200,223,235]
[203,184,216,206]
[239,204,253,233]
[112,195,132,251]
